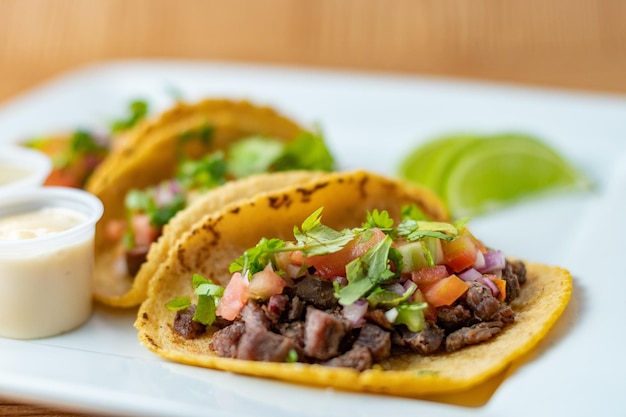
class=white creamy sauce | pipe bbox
[0,164,31,185]
[0,206,94,339]
[0,207,86,240]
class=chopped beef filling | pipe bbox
[174,260,527,371]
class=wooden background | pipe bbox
[0,0,624,415]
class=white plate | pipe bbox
[1,60,625,417]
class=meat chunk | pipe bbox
[354,323,391,362]
[437,304,472,331]
[263,294,289,324]
[395,323,444,354]
[304,307,347,360]
[277,321,306,349]
[295,277,339,310]
[125,246,149,277]
[236,328,298,362]
[286,295,307,322]
[173,306,206,340]
[365,308,393,330]
[241,302,270,331]
[465,282,501,321]
[502,260,527,302]
[445,321,504,352]
[210,321,245,358]
[324,345,372,371]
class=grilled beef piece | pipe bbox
[173,306,207,339]
[394,323,444,354]
[210,321,245,358]
[126,246,149,277]
[365,308,394,330]
[241,302,271,331]
[264,294,289,324]
[465,282,501,321]
[286,295,307,321]
[445,321,504,352]
[277,321,306,350]
[493,305,515,325]
[236,328,298,362]
[502,260,527,302]
[295,276,339,310]
[303,307,347,360]
[354,323,391,362]
[437,304,473,331]
[324,344,373,371]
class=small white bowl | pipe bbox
[0,144,52,195]
[0,187,103,339]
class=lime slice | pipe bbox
[443,134,586,217]
[398,134,481,194]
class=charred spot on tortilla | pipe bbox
[230,207,241,215]
[268,194,293,210]
[358,175,369,199]
[295,181,330,202]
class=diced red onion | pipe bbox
[473,250,486,270]
[385,308,399,324]
[342,299,368,328]
[478,250,506,273]
[458,268,482,282]
[386,283,405,296]
[402,280,417,298]
[479,276,500,298]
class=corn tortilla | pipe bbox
[86,99,309,307]
[135,170,571,396]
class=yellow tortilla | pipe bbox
[86,99,309,307]
[135,170,571,396]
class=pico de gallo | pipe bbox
[107,131,335,277]
[168,205,527,370]
[23,100,149,188]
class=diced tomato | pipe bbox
[105,219,126,241]
[131,214,160,248]
[422,274,468,308]
[489,276,507,302]
[410,265,450,287]
[248,264,287,300]
[441,232,478,272]
[303,228,386,279]
[44,168,81,188]
[216,272,249,320]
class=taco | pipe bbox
[87,98,335,307]
[23,99,149,188]
[135,170,570,396]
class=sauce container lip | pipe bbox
[0,187,103,249]
[0,144,52,194]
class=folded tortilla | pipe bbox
[135,170,571,396]
[86,99,314,307]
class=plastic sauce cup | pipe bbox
[0,187,103,339]
[0,144,52,195]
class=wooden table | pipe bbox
[1,0,624,415]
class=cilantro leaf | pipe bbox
[364,209,394,230]
[293,207,354,256]
[192,274,225,326]
[338,235,395,305]
[176,152,228,191]
[397,219,459,241]
[229,237,286,276]
[227,136,285,178]
[366,282,416,308]
[110,99,149,134]
[165,296,192,311]
[271,130,335,172]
